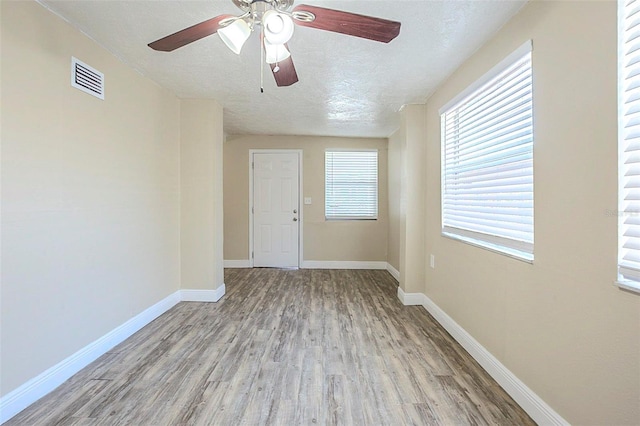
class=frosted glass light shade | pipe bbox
[263,11,294,45]
[264,41,291,64]
[219,19,251,54]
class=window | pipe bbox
[325,150,378,220]
[440,41,534,261]
[618,0,640,293]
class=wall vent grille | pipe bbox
[71,57,104,100]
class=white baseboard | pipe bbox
[181,284,226,302]
[300,260,388,270]
[386,263,400,281]
[398,292,568,426]
[396,287,424,306]
[0,285,226,424]
[224,260,251,268]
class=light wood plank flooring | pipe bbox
[7,269,535,425]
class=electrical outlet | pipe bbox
[304,197,312,205]
[430,254,435,269]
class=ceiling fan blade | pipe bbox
[148,14,234,52]
[292,5,400,43]
[270,54,299,87]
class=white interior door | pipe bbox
[253,152,300,267]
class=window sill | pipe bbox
[616,280,640,295]
[442,232,534,264]
[325,217,378,221]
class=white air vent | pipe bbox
[71,57,104,100]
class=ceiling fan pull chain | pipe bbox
[260,26,264,93]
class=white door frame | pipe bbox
[249,149,303,268]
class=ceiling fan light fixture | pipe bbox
[263,10,294,44]
[264,41,291,64]
[218,18,251,54]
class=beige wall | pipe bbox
[224,135,388,263]
[399,105,427,293]
[387,130,401,272]
[423,1,640,424]
[180,100,224,291]
[1,1,181,396]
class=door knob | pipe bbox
[293,217,298,222]
[293,209,297,214]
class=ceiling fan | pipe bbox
[148,0,401,89]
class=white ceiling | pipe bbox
[39,0,527,138]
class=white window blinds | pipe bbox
[325,150,378,220]
[618,0,640,289]
[441,42,534,260]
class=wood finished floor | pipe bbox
[7,269,535,425]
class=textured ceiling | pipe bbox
[38,0,527,138]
